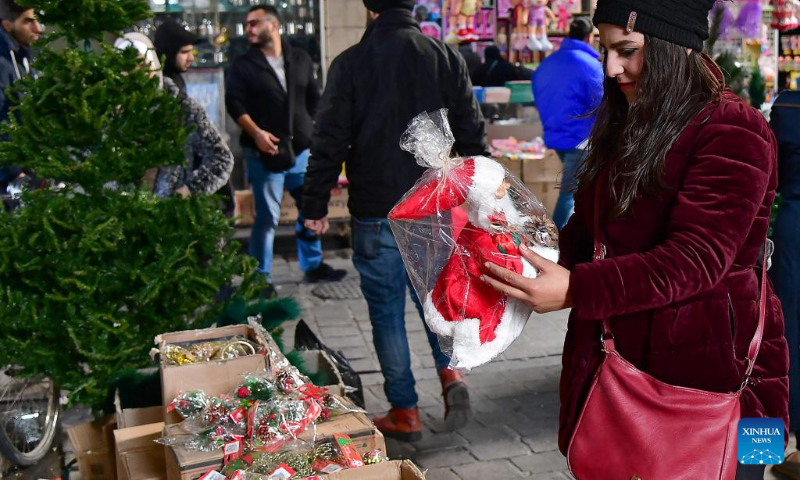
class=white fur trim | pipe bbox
[422,246,560,370]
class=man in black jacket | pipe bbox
[302,0,486,441]
[225,5,345,294]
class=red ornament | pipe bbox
[772,0,799,32]
[321,409,331,421]
[237,386,250,398]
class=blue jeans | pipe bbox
[245,148,323,280]
[553,148,586,230]
[351,217,450,409]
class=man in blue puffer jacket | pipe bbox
[0,0,40,188]
[532,16,603,229]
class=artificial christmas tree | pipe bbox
[0,0,261,412]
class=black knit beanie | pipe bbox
[363,0,414,13]
[593,0,716,51]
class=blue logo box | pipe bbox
[738,418,784,465]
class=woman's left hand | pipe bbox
[481,244,573,314]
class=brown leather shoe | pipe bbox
[773,451,800,479]
[440,367,472,432]
[373,407,423,442]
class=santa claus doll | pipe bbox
[389,111,559,369]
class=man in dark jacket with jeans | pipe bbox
[225,5,345,295]
[302,0,487,441]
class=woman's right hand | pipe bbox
[255,130,280,155]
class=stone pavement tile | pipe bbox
[528,471,572,480]
[463,370,517,389]
[338,345,374,361]
[385,436,418,459]
[412,447,476,469]
[349,357,380,372]
[511,418,560,454]
[425,468,461,480]
[473,406,532,429]
[413,431,470,452]
[457,423,518,445]
[471,382,533,400]
[319,334,367,349]
[364,390,390,413]
[509,451,567,475]
[360,372,384,386]
[318,325,361,338]
[469,436,531,461]
[417,390,443,409]
[452,459,525,479]
[513,398,560,422]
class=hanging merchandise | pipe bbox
[389,110,560,370]
[509,0,530,54]
[554,0,575,32]
[526,0,555,51]
[444,0,480,44]
[735,0,763,39]
[772,0,800,32]
[711,0,736,39]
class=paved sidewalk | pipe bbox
[273,252,573,480]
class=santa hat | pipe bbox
[389,157,506,221]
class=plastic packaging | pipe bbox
[388,110,560,370]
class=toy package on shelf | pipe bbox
[388,110,559,370]
[491,136,546,161]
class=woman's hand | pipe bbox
[481,244,573,314]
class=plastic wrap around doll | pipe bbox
[389,110,559,369]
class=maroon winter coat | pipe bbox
[557,90,789,453]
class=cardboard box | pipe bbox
[118,406,163,430]
[296,349,346,397]
[493,156,522,180]
[233,190,255,227]
[326,460,426,479]
[67,416,117,480]
[525,181,560,216]
[486,123,543,143]
[280,186,349,225]
[157,325,269,425]
[521,149,563,184]
[163,412,383,480]
[114,422,166,480]
[119,448,168,480]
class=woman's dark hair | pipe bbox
[576,35,724,217]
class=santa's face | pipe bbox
[495,180,510,200]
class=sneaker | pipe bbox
[539,35,554,51]
[445,29,460,45]
[303,262,347,283]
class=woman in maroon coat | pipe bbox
[482,0,789,478]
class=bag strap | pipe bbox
[591,167,769,390]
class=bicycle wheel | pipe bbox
[0,369,60,466]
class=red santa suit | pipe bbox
[389,156,559,369]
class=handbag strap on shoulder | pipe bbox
[591,166,769,389]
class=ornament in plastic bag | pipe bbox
[247,399,321,449]
[233,373,278,409]
[389,110,559,370]
[169,390,210,419]
[772,0,799,31]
